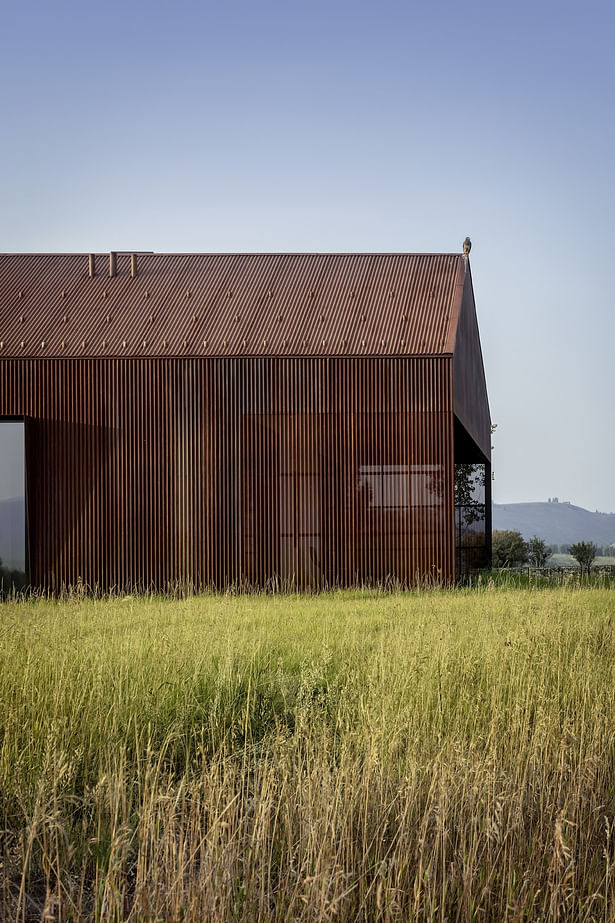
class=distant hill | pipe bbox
[493,501,615,547]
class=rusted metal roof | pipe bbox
[0,252,466,358]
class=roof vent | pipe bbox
[88,254,96,278]
[130,253,138,278]
[109,252,117,277]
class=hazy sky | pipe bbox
[1,0,613,512]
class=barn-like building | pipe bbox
[0,248,490,591]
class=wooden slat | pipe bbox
[0,357,455,590]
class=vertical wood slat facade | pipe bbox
[0,356,454,590]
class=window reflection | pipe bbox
[358,465,443,509]
[454,463,487,577]
[0,421,26,588]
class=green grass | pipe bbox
[2,586,615,921]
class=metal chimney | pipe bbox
[88,253,96,277]
[130,253,138,278]
[109,252,117,277]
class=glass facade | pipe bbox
[0,421,27,589]
[455,462,488,579]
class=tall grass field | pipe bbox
[2,585,615,921]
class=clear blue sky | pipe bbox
[1,0,614,512]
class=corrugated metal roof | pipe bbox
[0,252,466,358]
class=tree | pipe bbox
[0,558,28,594]
[492,530,528,568]
[569,541,597,576]
[527,536,551,568]
[454,464,485,521]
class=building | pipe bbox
[0,249,490,591]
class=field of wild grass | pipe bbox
[2,586,615,922]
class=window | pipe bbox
[358,465,443,509]
[0,420,27,588]
[454,463,487,577]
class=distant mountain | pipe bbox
[493,501,615,547]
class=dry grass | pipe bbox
[1,585,615,921]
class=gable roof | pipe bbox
[0,252,468,359]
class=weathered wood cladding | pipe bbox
[0,357,454,590]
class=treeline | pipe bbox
[493,532,609,575]
[548,543,615,556]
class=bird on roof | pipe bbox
[463,237,471,256]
